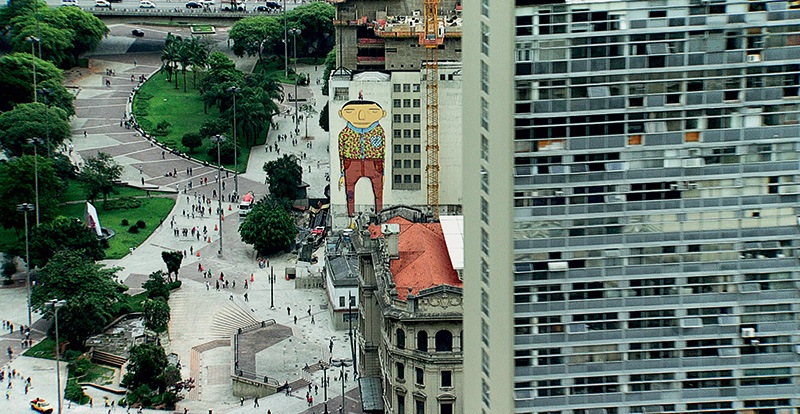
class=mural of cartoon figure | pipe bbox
[338,99,387,216]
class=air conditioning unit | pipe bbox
[741,327,756,338]
[670,184,680,190]
[554,191,565,196]
[750,339,760,346]
[747,54,761,62]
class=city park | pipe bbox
[0,0,350,413]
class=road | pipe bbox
[43,0,303,13]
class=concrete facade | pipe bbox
[464,0,800,413]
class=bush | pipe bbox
[68,357,93,377]
[167,280,182,290]
[121,219,129,226]
[63,349,82,362]
[137,91,154,101]
[2,256,17,279]
[128,225,139,234]
[154,120,171,136]
[65,380,89,404]
[104,197,142,211]
[136,220,146,229]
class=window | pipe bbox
[441,370,452,387]
[413,99,421,108]
[481,377,490,407]
[413,84,420,92]
[537,379,564,397]
[397,362,405,380]
[481,22,489,56]
[398,394,406,414]
[404,129,412,138]
[413,145,421,153]
[394,84,402,93]
[435,330,453,352]
[403,84,411,92]
[394,114,402,123]
[404,145,412,153]
[480,197,489,224]
[333,87,349,101]
[481,318,489,345]
[440,403,453,414]
[481,228,489,255]
[413,114,421,123]
[571,376,619,395]
[481,97,489,130]
[481,258,489,286]
[481,135,489,162]
[413,129,421,138]
[338,296,345,307]
[537,348,562,365]
[481,288,489,316]
[413,175,421,183]
[403,160,411,168]
[403,99,411,108]
[394,129,402,139]
[481,60,489,93]
[629,341,676,360]
[394,160,402,168]
[413,160,421,168]
[417,330,428,351]
[403,114,411,123]
[415,367,424,385]
[397,328,406,349]
[683,370,733,389]
[394,175,402,184]
[404,175,412,183]
[481,0,488,17]
[393,99,401,108]
[394,145,402,153]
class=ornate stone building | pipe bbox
[353,208,464,414]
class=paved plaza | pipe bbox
[0,23,359,414]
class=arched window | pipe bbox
[435,330,453,352]
[396,328,406,349]
[417,330,428,351]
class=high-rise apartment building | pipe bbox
[463,1,800,413]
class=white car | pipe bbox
[139,0,156,8]
[60,0,79,6]
[201,0,215,5]
[95,0,111,7]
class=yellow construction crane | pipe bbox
[420,0,442,217]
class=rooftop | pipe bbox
[370,216,462,301]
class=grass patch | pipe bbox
[25,337,57,359]
[60,179,148,204]
[133,71,249,172]
[191,25,215,34]
[116,291,148,314]
[59,197,175,260]
[69,358,115,385]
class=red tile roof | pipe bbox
[370,217,462,301]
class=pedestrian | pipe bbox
[308,306,312,316]
[287,306,291,316]
[315,384,318,395]
[84,130,88,138]
[229,293,233,301]
[254,396,259,407]
[239,397,244,406]
[294,315,297,324]
[205,282,210,290]
[243,292,248,302]
[329,339,334,354]
[244,280,248,289]
[311,315,315,325]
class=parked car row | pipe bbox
[71,0,283,10]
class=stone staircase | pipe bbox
[210,301,260,338]
[91,350,127,367]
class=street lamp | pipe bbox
[321,362,329,414]
[45,299,67,414]
[269,265,275,309]
[226,86,240,197]
[16,203,35,328]
[210,134,226,256]
[28,138,42,226]
[288,28,301,134]
[331,359,351,414]
[26,37,40,103]
[37,88,52,158]
[283,0,288,78]
[347,291,357,376]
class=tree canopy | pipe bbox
[142,298,170,333]
[142,270,171,300]
[161,251,182,280]
[122,342,171,393]
[31,251,125,348]
[263,154,302,201]
[0,155,63,232]
[0,102,71,158]
[229,16,284,60]
[0,53,74,115]
[239,196,297,255]
[78,152,123,203]
[28,216,105,268]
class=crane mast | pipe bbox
[420,0,441,217]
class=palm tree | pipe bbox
[188,37,210,89]
[176,39,193,92]
[160,34,180,83]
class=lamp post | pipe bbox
[283,0,288,78]
[331,359,351,414]
[269,266,275,309]
[288,28,301,134]
[211,134,226,256]
[28,138,42,226]
[348,291,357,376]
[26,37,40,103]
[226,86,240,196]
[322,362,329,414]
[37,88,52,158]
[46,299,67,414]
[16,203,35,328]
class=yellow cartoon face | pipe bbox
[339,102,386,129]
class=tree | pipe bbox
[285,2,336,57]
[299,103,317,138]
[320,49,335,96]
[206,136,236,165]
[319,102,329,132]
[229,16,284,60]
[54,6,108,65]
[263,154,302,201]
[0,53,74,115]
[181,132,203,153]
[0,102,71,158]
[239,196,298,255]
[31,251,125,349]
[142,270,170,300]
[28,216,105,268]
[161,251,182,281]
[161,33,180,83]
[122,343,170,392]
[78,152,122,203]
[142,298,170,333]
[0,155,62,232]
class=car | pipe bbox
[30,398,54,414]
[139,0,156,8]
[266,1,281,8]
[132,29,145,37]
[95,0,111,7]
[185,1,203,7]
[254,5,268,11]
[311,226,326,236]
[200,0,215,5]
[60,0,79,6]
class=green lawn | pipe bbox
[133,71,249,172]
[60,197,175,260]
[60,179,148,204]
[24,337,58,360]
